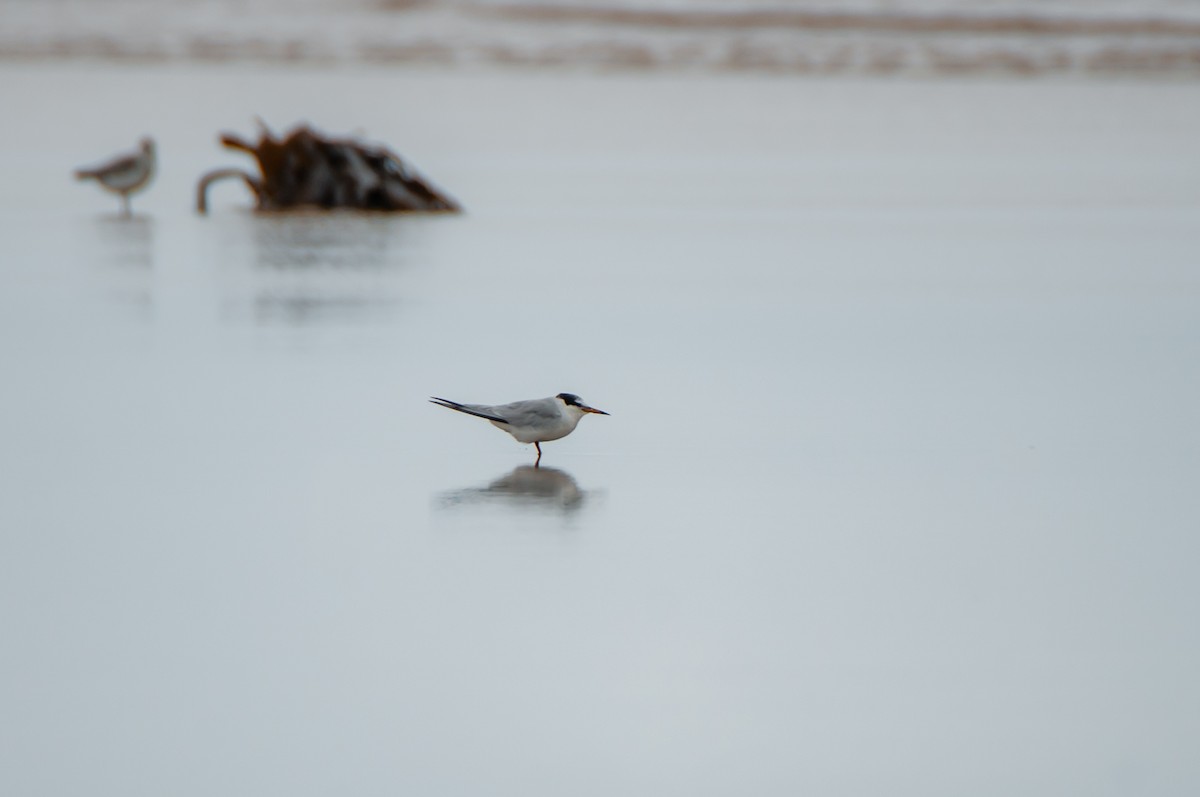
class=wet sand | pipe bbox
[1,64,1199,795]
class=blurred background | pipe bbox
[2,2,1199,797]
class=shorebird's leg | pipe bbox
[534,442,542,467]
[120,193,131,218]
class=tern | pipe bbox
[430,393,609,465]
[75,137,156,217]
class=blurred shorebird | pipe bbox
[430,393,609,465]
[75,137,156,217]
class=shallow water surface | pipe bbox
[1,66,1199,796]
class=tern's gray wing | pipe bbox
[488,397,561,426]
[76,152,140,179]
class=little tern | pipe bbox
[75,137,156,217]
[430,393,609,465]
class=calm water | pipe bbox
[2,65,1199,795]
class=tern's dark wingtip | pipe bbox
[428,397,510,425]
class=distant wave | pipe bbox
[4,0,1200,76]
[478,3,1200,37]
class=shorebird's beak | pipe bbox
[582,406,610,416]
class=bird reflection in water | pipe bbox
[438,465,588,515]
[92,214,154,269]
[89,215,155,318]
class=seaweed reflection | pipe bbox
[217,212,416,324]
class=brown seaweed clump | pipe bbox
[196,121,461,214]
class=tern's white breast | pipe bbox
[495,413,579,444]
